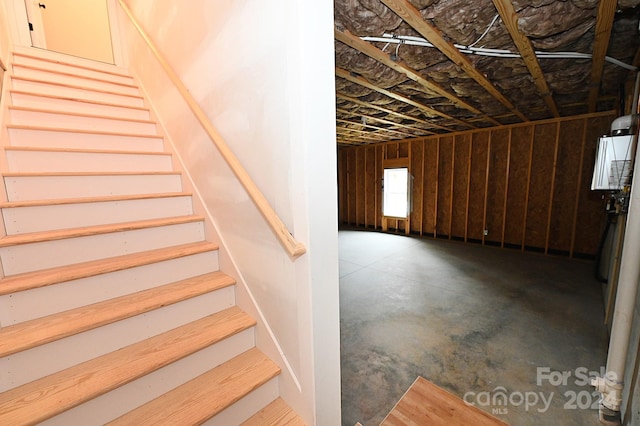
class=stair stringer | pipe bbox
[135,81,310,422]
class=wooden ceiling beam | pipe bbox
[337,93,437,130]
[336,107,430,134]
[336,67,474,131]
[587,0,617,112]
[335,27,501,127]
[336,128,391,143]
[337,118,417,138]
[381,0,529,122]
[492,0,559,117]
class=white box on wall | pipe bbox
[592,135,635,191]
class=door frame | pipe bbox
[7,0,124,66]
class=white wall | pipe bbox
[0,0,10,69]
[116,1,340,424]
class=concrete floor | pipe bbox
[339,229,609,426]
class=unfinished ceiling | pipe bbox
[334,0,640,146]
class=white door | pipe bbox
[24,0,114,63]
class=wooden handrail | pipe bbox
[117,0,306,259]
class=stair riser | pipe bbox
[12,55,135,86]
[7,127,164,152]
[0,251,219,325]
[11,78,144,107]
[9,109,156,135]
[5,150,173,173]
[12,65,140,96]
[5,174,183,201]
[1,292,241,392]
[10,92,151,121]
[0,221,205,275]
[2,196,194,235]
[37,330,254,426]
[12,48,131,80]
[203,379,280,426]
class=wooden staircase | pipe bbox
[0,47,304,425]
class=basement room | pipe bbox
[333,0,640,425]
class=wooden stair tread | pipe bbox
[0,307,256,425]
[107,348,280,426]
[380,377,508,426]
[10,75,143,100]
[0,241,218,295]
[12,50,132,78]
[12,62,138,89]
[3,145,171,156]
[0,214,204,247]
[8,105,156,125]
[0,192,192,209]
[0,271,235,357]
[241,397,306,426]
[6,123,163,139]
[10,89,150,112]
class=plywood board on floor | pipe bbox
[380,377,508,426]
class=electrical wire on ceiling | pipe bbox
[361,33,639,71]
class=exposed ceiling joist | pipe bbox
[336,108,428,134]
[337,118,416,138]
[588,0,617,112]
[380,0,529,122]
[336,93,437,132]
[336,67,474,131]
[492,0,559,117]
[335,27,501,127]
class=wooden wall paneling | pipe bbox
[449,137,456,239]
[346,149,356,225]
[573,114,614,255]
[376,144,383,229]
[399,141,410,158]
[468,132,489,242]
[410,140,424,234]
[420,139,426,235]
[485,128,509,245]
[355,148,365,226]
[525,123,557,250]
[482,132,492,245]
[337,149,344,224]
[570,120,589,257]
[451,134,471,240]
[465,135,473,242]
[500,130,512,247]
[365,146,377,228]
[434,138,440,238]
[548,119,584,254]
[522,127,535,250]
[364,147,368,227]
[437,136,454,237]
[504,126,532,248]
[544,123,561,254]
[422,138,439,237]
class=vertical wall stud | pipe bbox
[501,129,512,248]
[434,137,440,238]
[465,135,473,242]
[355,148,360,227]
[482,132,492,245]
[522,126,535,251]
[449,137,456,239]
[545,123,561,254]
[364,148,368,227]
[570,119,588,257]
[420,139,426,236]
